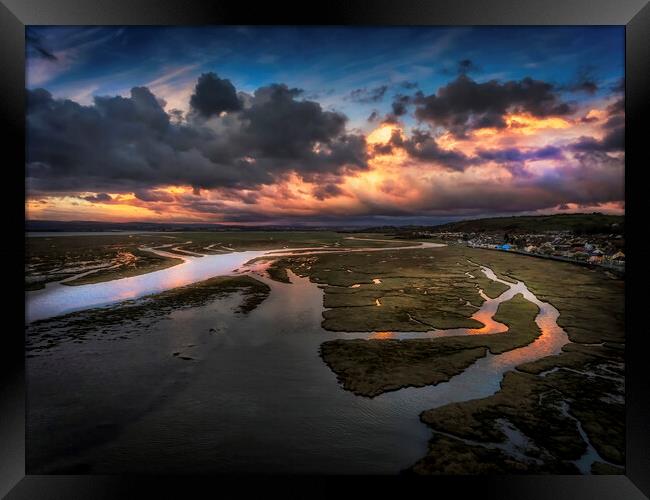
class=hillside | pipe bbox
[430,213,624,235]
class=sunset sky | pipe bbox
[26,26,624,226]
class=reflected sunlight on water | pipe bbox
[26,239,445,323]
[352,264,570,383]
[369,331,394,339]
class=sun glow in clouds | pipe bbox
[25,26,625,224]
[367,124,400,146]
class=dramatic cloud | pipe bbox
[388,129,475,171]
[607,97,624,115]
[240,84,347,160]
[133,189,175,202]
[570,129,623,153]
[366,151,624,217]
[27,79,368,196]
[391,94,413,117]
[312,183,345,200]
[570,97,624,153]
[24,25,625,225]
[415,74,575,137]
[81,193,112,203]
[476,145,564,163]
[189,72,242,118]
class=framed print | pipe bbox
[1,0,649,498]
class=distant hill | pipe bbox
[26,220,227,232]
[430,213,624,235]
[25,213,624,235]
[25,220,352,233]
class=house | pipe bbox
[574,252,589,261]
[539,242,554,254]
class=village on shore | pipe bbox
[411,228,625,273]
[389,213,625,274]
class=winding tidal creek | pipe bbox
[26,240,444,323]
[26,240,579,474]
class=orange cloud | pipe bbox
[25,105,624,223]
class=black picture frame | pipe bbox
[2,1,648,498]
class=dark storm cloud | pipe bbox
[240,84,348,161]
[168,108,185,124]
[346,85,388,104]
[382,92,422,123]
[569,130,624,153]
[569,97,624,153]
[607,97,624,115]
[539,151,624,206]
[406,150,624,215]
[381,114,399,125]
[476,145,564,163]
[171,197,298,223]
[189,72,243,118]
[167,146,623,221]
[414,74,575,137]
[133,189,175,202]
[81,193,112,203]
[27,78,368,195]
[580,114,599,124]
[391,94,413,117]
[312,183,345,200]
[390,129,476,171]
[603,113,624,131]
[371,143,394,155]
